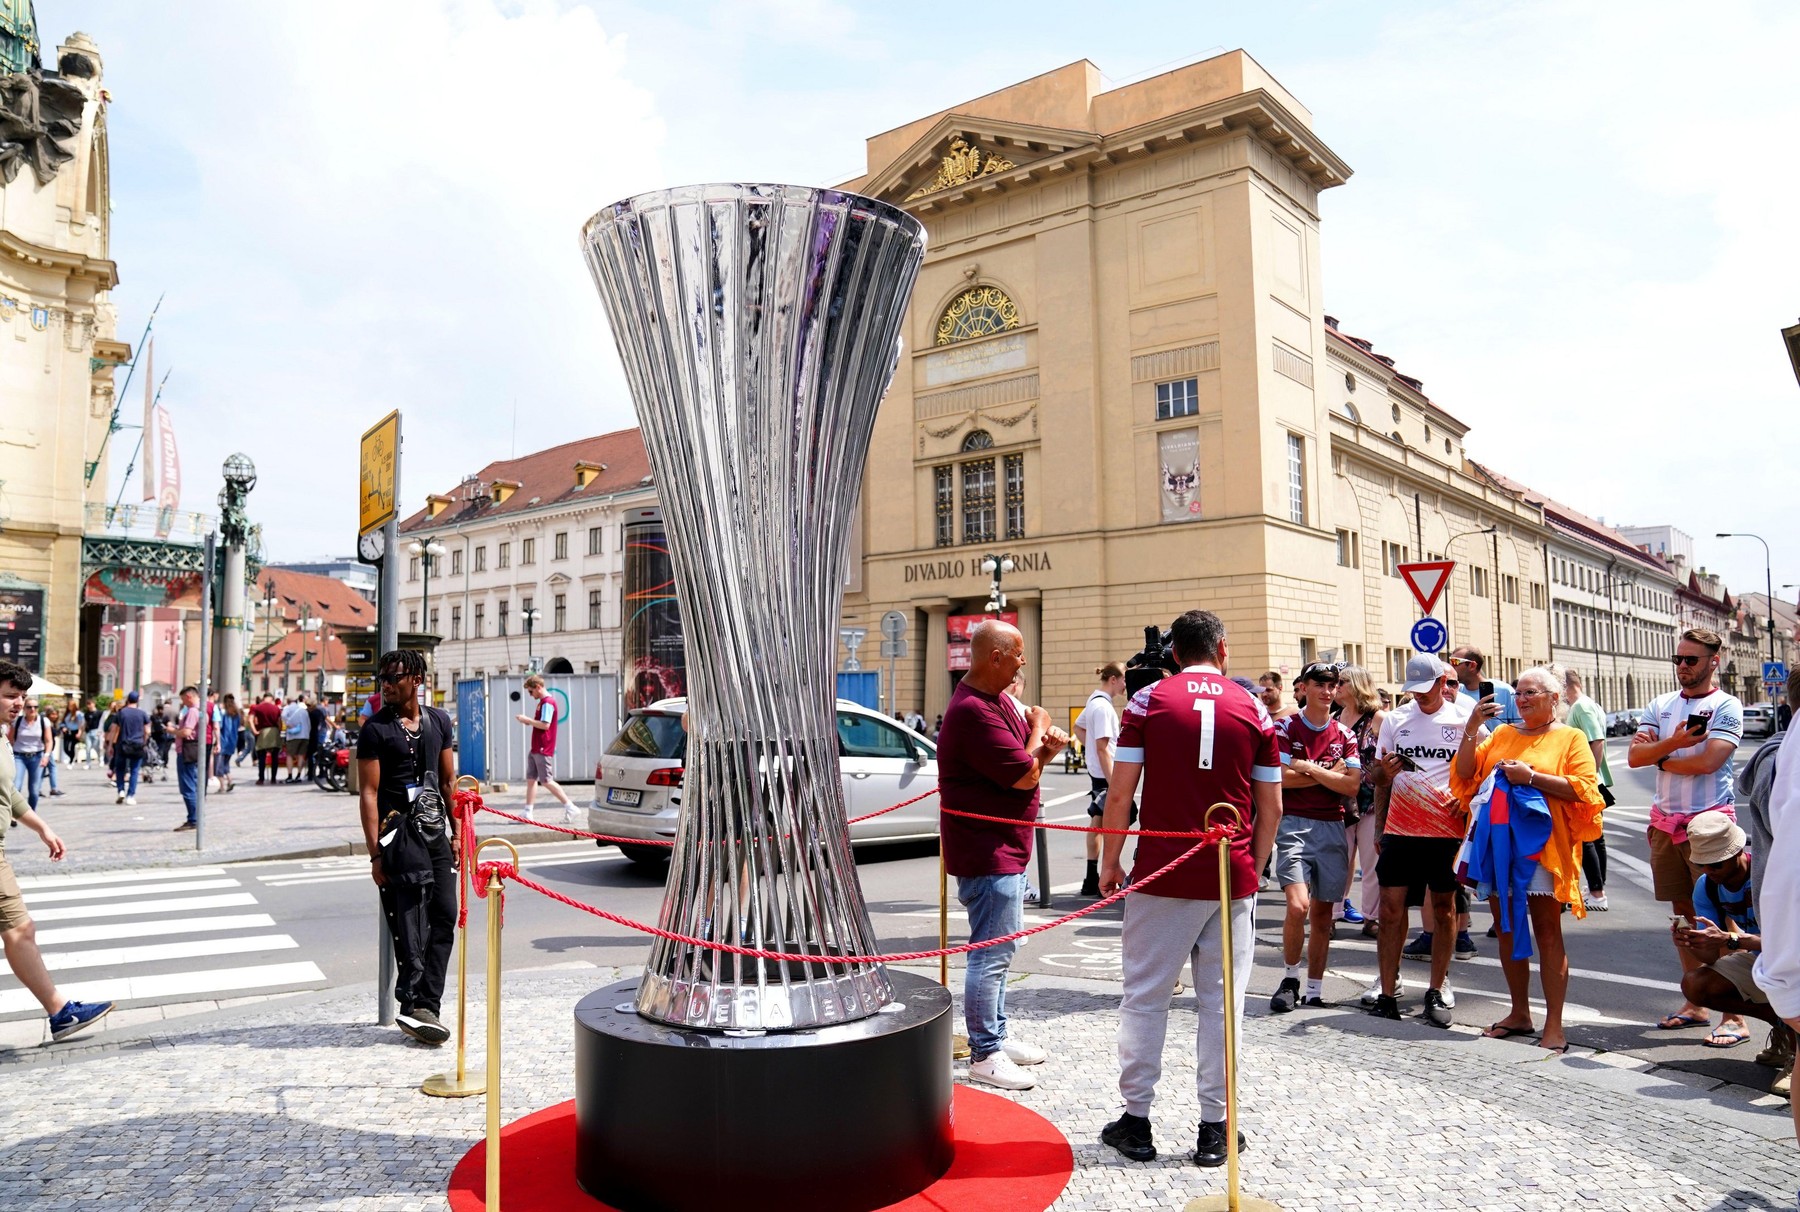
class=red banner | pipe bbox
[947,611,1018,671]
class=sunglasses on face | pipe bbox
[378,673,412,685]
[1671,655,1709,668]
[1448,657,1478,667]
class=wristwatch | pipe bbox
[1726,935,1741,951]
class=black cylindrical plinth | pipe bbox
[574,969,953,1212]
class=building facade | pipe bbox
[397,430,655,701]
[0,29,127,686]
[834,56,1551,724]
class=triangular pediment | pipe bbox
[863,115,1094,207]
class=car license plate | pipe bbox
[606,787,642,808]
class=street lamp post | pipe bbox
[979,552,1015,614]
[1715,531,1776,670]
[298,603,311,696]
[1440,525,1497,649]
[410,538,447,635]
[522,607,543,673]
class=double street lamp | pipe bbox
[410,538,446,636]
[979,552,1015,614]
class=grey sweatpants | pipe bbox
[1118,891,1254,1121]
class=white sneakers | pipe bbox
[124,796,136,806]
[562,805,582,824]
[1439,980,1456,1009]
[1360,976,1405,1006]
[966,1038,1046,1091]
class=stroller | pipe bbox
[140,716,171,784]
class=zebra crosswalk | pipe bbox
[0,865,326,1020]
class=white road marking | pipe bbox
[30,893,259,923]
[34,935,298,973]
[16,867,230,891]
[35,914,278,946]
[0,961,326,1015]
[25,878,242,905]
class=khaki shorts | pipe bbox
[283,738,309,759]
[1647,827,1702,903]
[0,855,29,931]
[525,752,554,783]
[1712,950,1769,1005]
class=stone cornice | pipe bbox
[0,229,118,290]
[1329,415,1551,538]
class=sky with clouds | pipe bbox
[52,0,1800,598]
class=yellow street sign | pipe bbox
[359,409,400,536]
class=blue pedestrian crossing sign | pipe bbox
[1410,616,1448,654]
[1766,661,1787,686]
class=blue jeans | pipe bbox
[177,757,200,824]
[114,752,143,797]
[14,751,42,809]
[957,871,1025,1060]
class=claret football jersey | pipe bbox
[1117,666,1280,900]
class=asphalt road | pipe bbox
[4,740,1786,1094]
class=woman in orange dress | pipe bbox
[1452,665,1605,1053]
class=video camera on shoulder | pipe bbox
[1125,624,1180,696]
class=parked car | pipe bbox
[1743,704,1777,739]
[590,697,939,869]
[1605,710,1641,737]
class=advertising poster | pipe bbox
[622,516,686,709]
[1158,427,1201,523]
[0,585,44,673]
[946,611,1018,671]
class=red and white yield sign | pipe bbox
[1397,561,1456,615]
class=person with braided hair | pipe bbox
[357,648,457,1045]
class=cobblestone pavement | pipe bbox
[6,758,561,876]
[2,962,1796,1210]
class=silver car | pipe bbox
[590,697,939,869]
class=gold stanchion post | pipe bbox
[940,848,970,1060]
[478,836,518,1212]
[423,776,487,1098]
[1186,804,1283,1212]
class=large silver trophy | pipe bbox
[582,184,925,1032]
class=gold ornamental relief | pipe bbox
[906,137,1016,201]
[935,285,1021,346]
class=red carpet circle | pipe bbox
[447,1084,1073,1212]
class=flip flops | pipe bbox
[1484,1023,1537,1040]
[1657,1011,1711,1030]
[1703,1026,1751,1049]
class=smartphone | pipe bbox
[1686,710,1713,736]
[1478,680,1495,701]
[1393,751,1420,773]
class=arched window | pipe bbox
[960,429,994,451]
[935,286,1020,346]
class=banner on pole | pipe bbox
[152,404,181,538]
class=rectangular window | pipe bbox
[1383,542,1409,578]
[588,526,603,556]
[409,557,419,582]
[1335,529,1361,568]
[1286,433,1306,525]
[473,546,486,572]
[450,606,462,641]
[409,609,419,630]
[1530,582,1546,610]
[961,458,996,545]
[1003,453,1025,540]
[1386,647,1411,684]
[553,532,568,561]
[1503,574,1519,605]
[553,593,566,632]
[1470,566,1489,597]
[473,603,484,637]
[498,601,509,637]
[1155,377,1199,420]
[521,538,536,565]
[1300,638,1317,665]
[428,608,439,635]
[933,465,954,548]
[498,542,511,569]
[588,589,603,630]
[450,549,463,576]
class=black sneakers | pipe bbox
[398,1006,450,1045]
[1193,1121,1247,1168]
[1100,1112,1156,1162]
[1269,976,1301,1014]
[1422,987,1453,1029]
[1299,994,1331,1009]
[1366,993,1402,1020]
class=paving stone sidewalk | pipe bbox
[2,962,1796,1210]
[6,759,567,876]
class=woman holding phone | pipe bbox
[1452,665,1605,1053]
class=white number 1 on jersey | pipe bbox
[1193,698,1216,770]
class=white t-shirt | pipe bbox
[1375,694,1475,839]
[1635,687,1743,815]
[1075,689,1120,780]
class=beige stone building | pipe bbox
[0,31,127,687]
[836,56,1550,724]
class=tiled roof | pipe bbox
[399,428,652,533]
[258,568,377,631]
[1468,462,1673,579]
[250,628,348,674]
[1325,323,1469,430]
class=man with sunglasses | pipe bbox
[1269,663,1359,1013]
[1630,627,1745,1038]
[358,649,458,1046]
